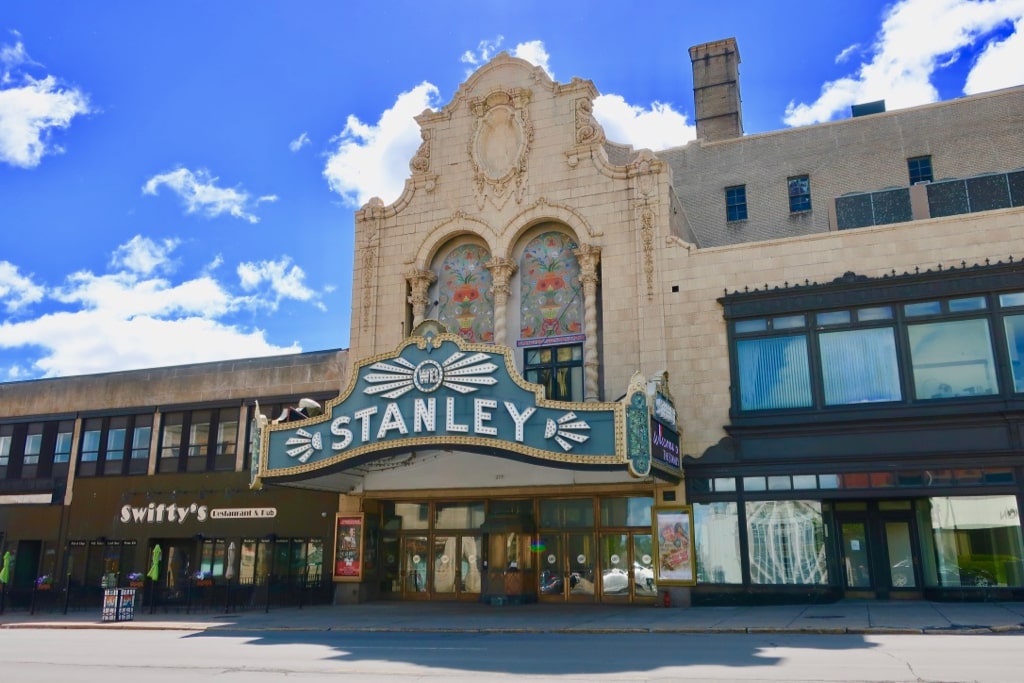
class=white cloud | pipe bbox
[965,15,1024,93]
[835,43,861,64]
[324,38,698,204]
[784,0,1024,126]
[593,95,695,150]
[0,261,45,313]
[0,49,92,167]
[0,235,325,378]
[461,36,505,68]
[142,167,273,223]
[111,235,181,275]
[289,131,310,152]
[237,257,323,311]
[323,81,441,207]
[510,40,553,79]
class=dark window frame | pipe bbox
[723,263,1024,417]
[725,185,748,222]
[787,175,811,213]
[908,155,934,184]
[157,407,239,474]
[76,413,153,477]
[523,343,584,402]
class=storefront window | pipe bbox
[929,495,1024,587]
[600,497,653,527]
[434,502,484,528]
[199,539,227,578]
[239,539,258,585]
[746,500,828,585]
[540,498,594,528]
[693,502,742,584]
[383,502,429,530]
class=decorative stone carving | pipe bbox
[574,97,605,145]
[406,269,437,328]
[409,129,431,174]
[629,151,664,301]
[485,257,517,347]
[358,197,386,331]
[639,207,655,300]
[468,89,533,209]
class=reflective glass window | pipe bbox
[736,335,812,410]
[819,327,902,405]
[746,500,828,585]
[929,496,1023,588]
[694,502,742,584]
[909,318,997,399]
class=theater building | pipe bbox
[3,38,1024,608]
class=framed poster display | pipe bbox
[652,506,695,586]
[333,513,364,581]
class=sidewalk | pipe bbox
[3,599,1024,635]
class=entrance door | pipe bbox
[431,534,483,600]
[537,532,596,602]
[597,532,658,601]
[836,502,921,598]
[401,536,429,599]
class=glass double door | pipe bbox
[538,531,657,602]
[395,534,483,600]
[837,502,921,598]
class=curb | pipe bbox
[3,622,1022,635]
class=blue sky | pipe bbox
[1,0,1023,381]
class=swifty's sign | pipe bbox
[256,333,626,480]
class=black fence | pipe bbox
[0,573,333,616]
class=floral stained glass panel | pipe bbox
[520,232,582,340]
[436,244,494,343]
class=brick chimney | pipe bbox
[689,38,743,142]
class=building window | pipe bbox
[158,406,242,473]
[727,272,1024,414]
[725,185,747,222]
[23,429,42,466]
[736,335,813,410]
[908,318,997,399]
[54,425,74,464]
[0,426,11,473]
[524,344,583,401]
[76,414,152,476]
[787,175,811,213]
[908,155,933,184]
[129,416,152,475]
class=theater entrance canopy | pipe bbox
[251,329,682,494]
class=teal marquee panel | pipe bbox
[258,334,625,479]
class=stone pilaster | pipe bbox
[574,243,602,402]
[485,257,517,347]
[405,269,437,328]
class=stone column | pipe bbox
[485,257,517,347]
[573,244,602,402]
[406,269,437,329]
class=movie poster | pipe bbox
[333,513,364,581]
[652,506,695,586]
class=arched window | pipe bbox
[519,231,584,401]
[434,243,494,343]
[519,231,582,340]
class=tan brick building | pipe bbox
[3,39,1024,609]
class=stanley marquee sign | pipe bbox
[252,331,682,484]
